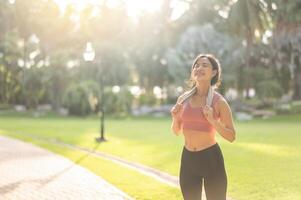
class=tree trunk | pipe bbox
[0,50,5,103]
[23,38,27,107]
[293,54,301,100]
[244,29,253,99]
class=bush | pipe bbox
[138,92,157,106]
[273,101,301,115]
[0,104,12,110]
[103,86,133,116]
[256,80,283,102]
[63,81,99,116]
[274,103,292,114]
[291,101,301,114]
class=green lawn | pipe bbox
[0,113,300,200]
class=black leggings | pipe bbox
[179,143,227,200]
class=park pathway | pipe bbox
[0,135,133,200]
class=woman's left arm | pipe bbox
[212,99,236,142]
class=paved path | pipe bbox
[0,135,133,200]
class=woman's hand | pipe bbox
[170,103,183,120]
[203,105,216,124]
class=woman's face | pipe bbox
[191,57,217,84]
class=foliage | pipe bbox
[166,23,242,89]
[63,80,99,116]
[103,86,134,116]
[0,0,300,115]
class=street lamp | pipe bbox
[83,42,106,142]
[83,42,95,61]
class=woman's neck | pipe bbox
[195,82,211,97]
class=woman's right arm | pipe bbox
[171,116,182,136]
[170,95,184,136]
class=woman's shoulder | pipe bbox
[213,91,231,112]
[177,90,193,104]
[213,91,227,105]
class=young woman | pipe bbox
[170,54,236,200]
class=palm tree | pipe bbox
[270,0,301,100]
[227,0,270,99]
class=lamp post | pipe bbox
[83,42,106,142]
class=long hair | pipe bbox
[179,54,222,106]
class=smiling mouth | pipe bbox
[196,73,205,76]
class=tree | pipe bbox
[0,1,22,104]
[227,0,271,99]
[166,23,242,93]
[270,0,301,100]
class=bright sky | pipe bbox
[53,0,189,21]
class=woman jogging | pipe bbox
[170,54,236,200]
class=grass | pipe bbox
[2,133,182,200]
[0,113,301,200]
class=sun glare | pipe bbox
[53,0,97,11]
[125,0,162,18]
[53,0,187,21]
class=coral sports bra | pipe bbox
[180,91,222,133]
